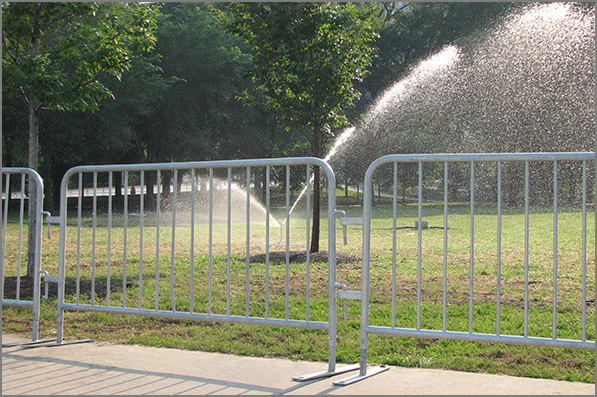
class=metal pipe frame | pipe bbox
[55,157,340,372]
[347,152,595,385]
[1,168,45,342]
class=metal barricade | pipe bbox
[335,152,595,385]
[1,167,48,344]
[54,157,357,379]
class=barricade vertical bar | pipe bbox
[17,174,24,300]
[208,168,213,314]
[107,172,113,307]
[123,171,129,308]
[326,163,338,374]
[552,161,558,339]
[285,165,290,321]
[392,162,397,328]
[57,168,69,343]
[226,168,231,316]
[245,167,251,317]
[190,169,196,313]
[333,160,389,385]
[443,162,449,332]
[76,173,82,303]
[417,162,422,330]
[524,162,530,337]
[496,161,502,336]
[2,174,9,279]
[581,161,587,341]
[155,170,161,311]
[31,171,43,341]
[139,171,144,309]
[469,161,475,333]
[91,172,97,306]
[171,169,178,312]
[361,162,373,377]
[305,165,311,321]
[0,174,6,308]
[265,166,270,319]
[295,158,364,382]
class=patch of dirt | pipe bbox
[247,250,361,264]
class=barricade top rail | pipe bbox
[61,157,335,178]
[366,152,595,174]
[2,167,44,186]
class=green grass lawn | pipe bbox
[2,194,595,383]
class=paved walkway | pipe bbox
[2,333,594,395]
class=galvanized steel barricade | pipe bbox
[335,152,595,385]
[1,167,48,344]
[54,157,357,379]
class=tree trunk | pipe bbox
[309,125,322,253]
[26,9,43,279]
[144,171,156,211]
[402,184,407,206]
[161,172,172,198]
[111,171,122,209]
[260,168,267,203]
[27,99,41,279]
[42,155,55,212]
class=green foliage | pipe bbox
[217,2,379,144]
[131,2,256,163]
[2,2,159,112]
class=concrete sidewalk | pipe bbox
[2,333,594,395]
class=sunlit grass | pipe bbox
[2,197,594,383]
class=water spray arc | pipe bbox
[273,127,358,244]
[332,2,593,175]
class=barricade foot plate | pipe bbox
[292,363,360,382]
[20,338,95,349]
[332,365,390,386]
[2,338,56,348]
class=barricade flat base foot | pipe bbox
[332,365,390,386]
[293,363,360,382]
[2,338,56,348]
[20,338,95,349]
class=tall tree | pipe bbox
[218,2,378,252]
[2,2,159,277]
